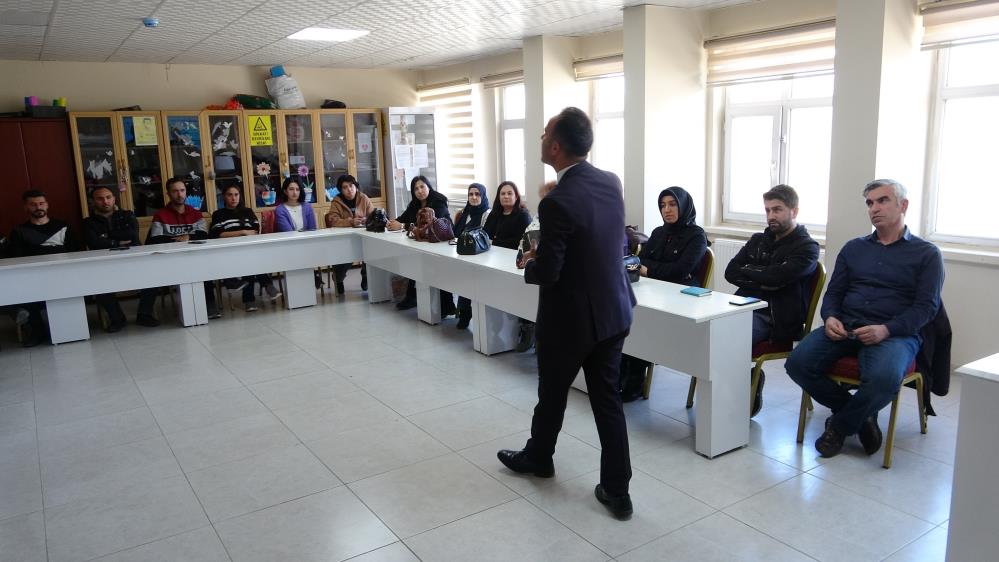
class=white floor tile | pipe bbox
[0,430,42,520]
[525,469,713,557]
[617,512,812,562]
[0,374,33,407]
[406,498,607,562]
[92,526,230,562]
[45,475,208,562]
[272,391,401,442]
[307,418,450,483]
[215,487,397,562]
[221,349,329,385]
[149,386,270,434]
[165,412,299,473]
[248,369,359,410]
[408,395,532,449]
[37,406,160,461]
[345,541,420,562]
[187,443,341,522]
[134,366,243,405]
[884,525,949,562]
[634,437,800,509]
[349,453,518,538]
[724,473,934,562]
[562,403,692,457]
[0,400,35,437]
[0,511,46,562]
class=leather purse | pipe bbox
[624,254,641,283]
[456,227,491,255]
[365,208,388,232]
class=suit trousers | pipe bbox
[526,329,632,496]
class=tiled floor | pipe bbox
[0,273,959,561]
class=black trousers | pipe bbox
[526,329,632,496]
[95,289,157,323]
[404,279,455,313]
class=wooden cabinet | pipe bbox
[69,111,169,220]
[0,118,78,238]
[69,109,387,224]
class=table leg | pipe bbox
[177,283,208,326]
[473,301,519,355]
[285,269,318,309]
[45,296,90,344]
[694,312,751,458]
[415,282,440,325]
[366,265,393,303]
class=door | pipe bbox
[116,112,167,218]
[202,111,246,213]
[162,112,209,214]
[69,113,121,217]
[244,111,283,211]
[318,111,349,203]
[283,111,321,205]
[348,110,385,202]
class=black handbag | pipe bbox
[624,255,641,283]
[456,227,491,255]
[366,208,388,232]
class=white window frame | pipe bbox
[924,47,999,247]
[497,82,526,195]
[589,75,625,182]
[720,79,832,228]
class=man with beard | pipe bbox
[7,190,81,346]
[82,186,161,331]
[724,184,819,415]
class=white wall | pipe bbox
[0,60,418,111]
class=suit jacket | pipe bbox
[525,161,636,347]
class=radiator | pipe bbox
[711,238,744,292]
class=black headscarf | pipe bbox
[659,186,697,234]
[455,183,490,235]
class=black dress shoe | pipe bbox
[456,313,471,330]
[595,484,633,520]
[105,320,126,333]
[497,449,554,478]
[815,425,846,458]
[750,369,765,417]
[136,314,160,327]
[858,415,883,455]
[396,298,417,310]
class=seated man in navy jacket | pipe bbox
[786,179,943,458]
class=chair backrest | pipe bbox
[800,261,827,340]
[259,209,276,234]
[694,247,714,289]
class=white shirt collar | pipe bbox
[556,162,580,184]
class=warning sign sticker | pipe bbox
[249,115,273,147]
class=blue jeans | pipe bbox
[785,327,919,435]
[752,308,772,344]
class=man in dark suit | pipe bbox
[497,107,637,519]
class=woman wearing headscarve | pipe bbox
[638,186,707,285]
[621,186,708,401]
[454,183,491,329]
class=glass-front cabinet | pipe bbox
[163,113,208,213]
[69,113,127,217]
[349,111,385,202]
[202,111,245,213]
[70,109,386,223]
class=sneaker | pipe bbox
[264,284,282,302]
[136,314,160,327]
[750,370,765,417]
[245,303,258,312]
[815,424,846,458]
[858,415,883,455]
[208,309,222,320]
[514,323,535,352]
[224,279,248,292]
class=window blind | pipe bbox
[573,54,624,81]
[705,19,836,86]
[921,0,999,49]
[480,70,523,89]
[417,80,477,203]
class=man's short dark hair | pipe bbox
[91,186,115,199]
[22,189,46,201]
[165,177,187,190]
[551,107,593,158]
[763,184,799,209]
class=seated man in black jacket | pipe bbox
[82,186,160,332]
[725,184,819,415]
[7,190,81,346]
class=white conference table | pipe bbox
[1,227,764,458]
[947,353,999,561]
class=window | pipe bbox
[499,83,526,194]
[591,75,625,185]
[721,75,833,227]
[927,41,999,244]
[417,81,477,204]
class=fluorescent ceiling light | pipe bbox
[288,27,369,42]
